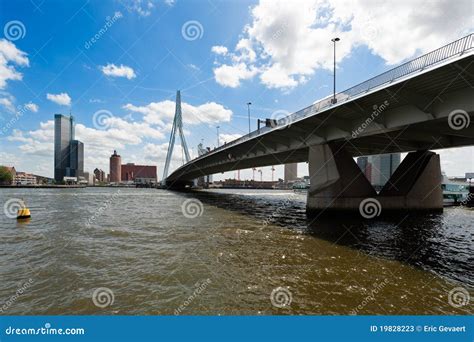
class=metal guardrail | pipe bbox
[185,33,474,166]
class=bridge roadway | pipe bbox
[166,34,474,214]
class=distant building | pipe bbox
[94,168,105,183]
[369,153,401,187]
[121,163,157,184]
[284,163,298,182]
[357,156,372,181]
[109,150,121,183]
[54,114,84,182]
[14,172,37,185]
[34,174,54,184]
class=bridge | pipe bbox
[165,34,474,214]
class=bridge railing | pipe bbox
[191,33,473,164]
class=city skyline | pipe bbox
[0,0,473,180]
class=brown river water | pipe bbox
[0,188,472,315]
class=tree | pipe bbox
[0,166,13,185]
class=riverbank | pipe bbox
[0,184,86,188]
[0,184,149,189]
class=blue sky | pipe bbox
[0,0,473,180]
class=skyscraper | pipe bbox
[54,114,84,182]
[357,156,372,181]
[370,153,401,187]
[69,140,84,177]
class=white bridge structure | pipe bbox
[164,34,474,214]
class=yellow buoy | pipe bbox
[17,200,31,219]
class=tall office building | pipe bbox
[357,156,372,181]
[370,153,401,187]
[109,150,121,183]
[54,114,84,182]
[284,163,298,182]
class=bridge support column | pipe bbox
[377,150,443,211]
[307,142,376,215]
[306,143,443,216]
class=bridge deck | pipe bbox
[167,34,474,183]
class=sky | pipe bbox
[0,0,473,181]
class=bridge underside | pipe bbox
[165,53,474,213]
[166,108,474,185]
[167,55,474,184]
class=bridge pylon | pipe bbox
[162,90,191,186]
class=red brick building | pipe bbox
[109,150,121,183]
[121,163,157,184]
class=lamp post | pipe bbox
[331,37,340,104]
[216,126,220,147]
[247,102,252,134]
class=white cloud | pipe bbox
[233,39,256,63]
[24,102,39,112]
[123,99,233,125]
[212,0,474,89]
[259,63,298,89]
[213,63,258,88]
[211,45,228,56]
[0,152,20,166]
[0,39,29,89]
[219,133,242,145]
[123,0,156,16]
[46,92,71,106]
[330,0,474,65]
[101,63,136,79]
[0,95,15,112]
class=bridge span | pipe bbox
[166,34,474,214]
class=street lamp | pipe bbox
[331,37,340,104]
[247,102,252,134]
[216,126,220,147]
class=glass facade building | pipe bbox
[54,114,84,182]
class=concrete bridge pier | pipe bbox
[306,143,443,216]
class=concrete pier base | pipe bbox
[307,143,376,215]
[377,150,443,211]
[306,143,443,216]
